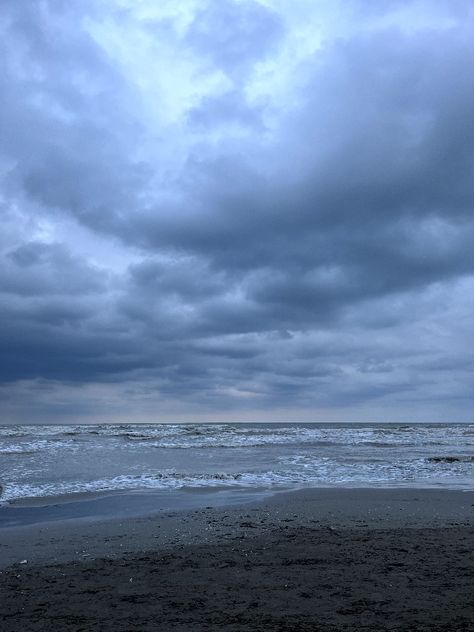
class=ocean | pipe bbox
[1,423,473,506]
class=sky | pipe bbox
[0,0,473,424]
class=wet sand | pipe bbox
[1,488,473,631]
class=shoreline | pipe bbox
[0,487,472,568]
[4,479,474,508]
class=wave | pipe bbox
[0,439,78,456]
[2,422,473,446]
[3,455,473,502]
[357,441,409,448]
[1,423,473,465]
[0,471,264,502]
[136,439,345,450]
[0,450,37,456]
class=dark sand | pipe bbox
[1,488,473,631]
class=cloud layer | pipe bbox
[1,0,473,422]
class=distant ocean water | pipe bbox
[0,423,473,504]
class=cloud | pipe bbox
[4,241,106,296]
[185,0,285,81]
[0,0,473,421]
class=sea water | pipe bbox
[0,423,473,504]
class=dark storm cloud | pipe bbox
[4,242,105,296]
[121,24,474,315]
[1,0,474,419]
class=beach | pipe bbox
[1,488,473,631]
[2,0,474,627]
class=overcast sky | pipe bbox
[1,0,473,424]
